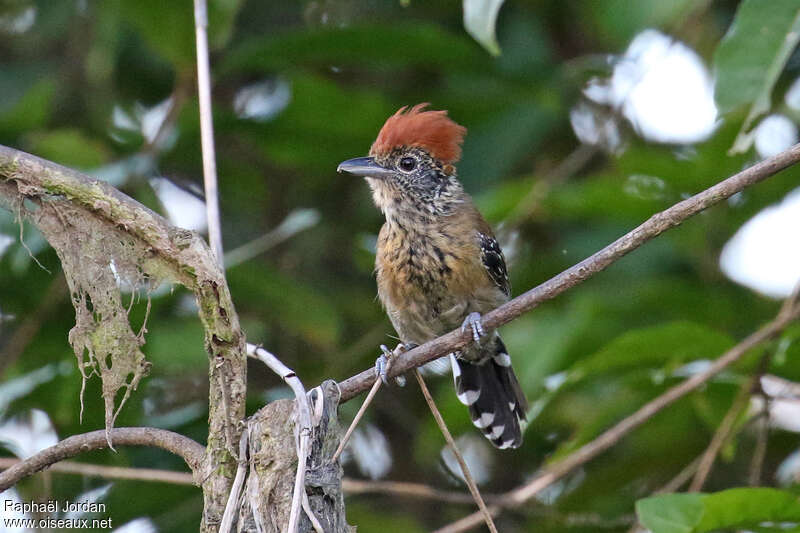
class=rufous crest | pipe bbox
[370,103,467,164]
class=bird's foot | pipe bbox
[461,312,485,343]
[375,344,407,387]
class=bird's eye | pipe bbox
[398,157,416,172]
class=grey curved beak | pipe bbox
[337,156,394,180]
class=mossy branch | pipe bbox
[0,144,246,530]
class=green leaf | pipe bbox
[0,77,55,135]
[637,493,705,533]
[24,129,111,169]
[574,321,734,378]
[638,489,800,533]
[119,0,195,67]
[462,0,504,56]
[713,0,800,151]
[696,488,800,532]
[576,0,696,46]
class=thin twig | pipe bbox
[414,370,498,533]
[223,208,320,269]
[342,478,497,505]
[332,378,382,463]
[0,427,205,491]
[506,144,597,227]
[302,490,325,533]
[688,373,758,492]
[336,143,800,402]
[656,456,702,495]
[0,457,194,485]
[749,397,770,486]
[434,290,800,533]
[246,343,313,533]
[0,274,67,375]
[193,0,223,264]
[219,426,250,533]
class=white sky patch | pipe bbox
[754,375,800,434]
[585,29,718,144]
[785,76,800,111]
[111,98,176,151]
[348,424,392,480]
[753,114,798,158]
[0,6,36,34]
[543,371,568,391]
[233,78,291,122]
[672,359,713,378]
[64,484,111,520]
[777,449,800,486]
[569,102,622,152]
[751,395,800,433]
[149,177,207,232]
[0,488,30,530]
[0,409,58,459]
[140,98,173,145]
[441,434,493,485]
[0,233,14,259]
[720,187,800,298]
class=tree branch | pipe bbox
[434,288,800,533]
[193,0,223,264]
[337,142,800,402]
[341,479,488,505]
[688,359,763,492]
[0,427,205,491]
[414,370,498,533]
[0,144,247,529]
[0,458,195,485]
[246,343,315,533]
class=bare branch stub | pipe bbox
[237,381,351,533]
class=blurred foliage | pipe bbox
[637,488,800,533]
[0,1,798,532]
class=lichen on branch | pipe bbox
[36,199,157,438]
[0,144,246,528]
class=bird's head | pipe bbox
[338,103,467,218]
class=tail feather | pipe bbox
[451,336,528,449]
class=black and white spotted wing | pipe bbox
[477,232,510,297]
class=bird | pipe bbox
[337,103,528,449]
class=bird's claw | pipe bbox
[375,344,406,387]
[461,312,485,343]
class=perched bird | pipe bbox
[338,104,528,449]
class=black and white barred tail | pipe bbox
[451,336,528,449]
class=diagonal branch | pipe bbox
[434,288,800,533]
[338,143,800,401]
[414,370,498,533]
[0,427,205,491]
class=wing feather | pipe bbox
[477,232,510,297]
